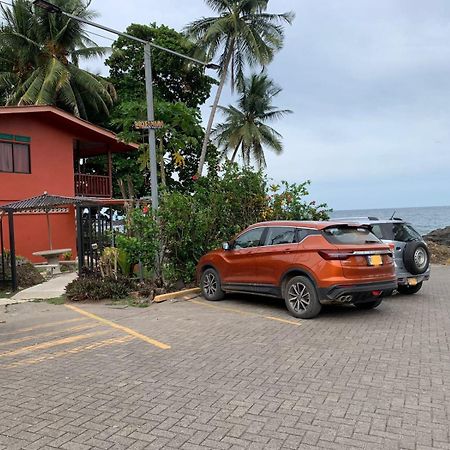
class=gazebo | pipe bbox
[0,193,97,290]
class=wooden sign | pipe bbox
[134,120,165,129]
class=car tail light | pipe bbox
[388,243,395,252]
[319,250,353,260]
[372,290,382,297]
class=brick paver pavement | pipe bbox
[0,265,449,449]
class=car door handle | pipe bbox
[284,248,294,253]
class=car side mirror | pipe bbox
[222,242,231,251]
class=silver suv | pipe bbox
[335,217,430,295]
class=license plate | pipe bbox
[367,255,383,266]
[408,278,417,286]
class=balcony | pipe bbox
[74,173,112,198]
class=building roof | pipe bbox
[0,193,97,211]
[0,105,139,154]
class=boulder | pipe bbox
[424,226,450,247]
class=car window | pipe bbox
[370,224,385,240]
[264,227,296,246]
[392,223,422,241]
[234,228,264,249]
[323,226,381,245]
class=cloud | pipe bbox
[81,0,450,209]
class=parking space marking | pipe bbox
[0,331,108,358]
[0,318,87,337]
[4,335,134,369]
[0,323,100,348]
[188,299,301,326]
[65,305,171,350]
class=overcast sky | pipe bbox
[82,0,450,210]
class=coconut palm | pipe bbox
[0,0,115,120]
[213,72,291,167]
[185,0,294,176]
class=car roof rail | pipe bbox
[332,216,379,221]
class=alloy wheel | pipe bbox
[288,282,311,312]
[203,272,217,297]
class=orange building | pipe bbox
[0,105,137,262]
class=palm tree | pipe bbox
[185,0,294,176]
[0,0,115,120]
[213,72,291,167]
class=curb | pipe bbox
[153,287,201,303]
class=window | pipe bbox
[0,141,30,173]
[264,227,296,246]
[323,226,381,245]
[371,223,421,242]
[234,228,264,249]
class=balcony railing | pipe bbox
[75,173,111,198]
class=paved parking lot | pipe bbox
[1,265,450,450]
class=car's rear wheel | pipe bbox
[354,298,383,309]
[200,268,225,301]
[403,242,429,274]
[284,276,321,319]
[398,281,423,295]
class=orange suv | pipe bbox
[197,221,397,319]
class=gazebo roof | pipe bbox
[0,193,97,212]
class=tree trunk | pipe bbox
[197,41,235,176]
[230,140,242,163]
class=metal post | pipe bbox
[143,43,158,211]
[8,211,17,291]
[76,206,84,275]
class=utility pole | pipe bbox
[33,0,219,212]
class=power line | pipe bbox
[84,28,115,43]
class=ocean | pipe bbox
[330,205,450,235]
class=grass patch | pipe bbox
[31,296,67,305]
[107,297,151,308]
[0,289,14,299]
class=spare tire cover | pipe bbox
[403,241,430,274]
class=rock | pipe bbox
[424,226,450,247]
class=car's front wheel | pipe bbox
[398,282,423,295]
[200,268,225,301]
[284,276,322,319]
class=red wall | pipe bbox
[0,114,77,262]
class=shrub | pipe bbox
[116,163,331,285]
[17,261,44,288]
[0,252,44,288]
[66,275,134,301]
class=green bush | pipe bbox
[0,252,44,288]
[115,163,331,285]
[159,163,331,283]
[66,275,134,301]
[17,261,45,288]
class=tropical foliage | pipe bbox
[185,0,294,175]
[117,163,330,283]
[214,72,291,167]
[0,0,115,121]
[106,23,215,108]
[104,23,218,196]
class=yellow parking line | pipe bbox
[0,331,108,358]
[4,335,134,369]
[0,318,87,336]
[0,323,100,347]
[188,299,300,326]
[65,305,171,350]
[264,316,301,326]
